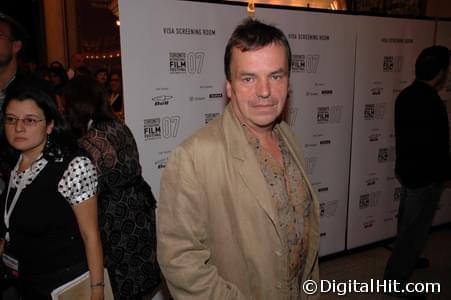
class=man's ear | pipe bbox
[226,80,232,99]
[12,40,22,55]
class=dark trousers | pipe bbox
[17,262,87,300]
[384,182,443,282]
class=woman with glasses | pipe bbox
[0,83,104,300]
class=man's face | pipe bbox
[0,22,17,68]
[96,71,108,85]
[72,53,85,69]
[110,74,122,92]
[226,42,289,132]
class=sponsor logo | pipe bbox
[304,157,317,175]
[189,96,206,102]
[366,177,378,186]
[317,187,329,192]
[305,143,317,148]
[291,54,320,73]
[320,203,325,217]
[144,116,181,141]
[359,191,381,209]
[317,105,343,124]
[144,118,161,141]
[169,52,186,74]
[383,55,403,72]
[320,200,338,218]
[170,52,205,74]
[204,113,220,124]
[368,133,381,142]
[363,219,375,228]
[364,103,386,120]
[152,95,173,106]
[319,140,331,145]
[317,107,329,124]
[371,87,383,95]
[208,93,223,99]
[378,147,395,163]
[321,89,333,95]
[154,157,168,169]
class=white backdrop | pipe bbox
[119,0,352,257]
[254,9,355,256]
[118,1,451,297]
[346,16,435,249]
[434,21,451,226]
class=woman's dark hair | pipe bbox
[49,66,69,91]
[0,82,81,170]
[224,18,292,81]
[64,76,115,139]
[95,68,108,77]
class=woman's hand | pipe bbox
[90,286,105,300]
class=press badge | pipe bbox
[2,253,19,277]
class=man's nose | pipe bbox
[256,78,270,98]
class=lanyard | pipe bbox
[3,156,31,242]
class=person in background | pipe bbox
[0,12,53,200]
[157,19,320,299]
[49,60,64,70]
[48,66,68,96]
[384,45,451,295]
[67,52,86,80]
[95,68,109,89]
[107,70,123,119]
[64,77,161,299]
[0,83,104,299]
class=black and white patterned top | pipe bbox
[11,155,97,205]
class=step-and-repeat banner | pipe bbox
[434,21,451,226]
[347,16,435,249]
[119,0,354,257]
[119,0,451,265]
[254,9,355,256]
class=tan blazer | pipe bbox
[158,104,320,300]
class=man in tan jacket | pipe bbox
[158,19,320,299]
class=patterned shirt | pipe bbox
[244,125,312,299]
[10,155,97,205]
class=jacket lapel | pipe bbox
[222,105,281,237]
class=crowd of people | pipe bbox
[0,13,160,300]
[34,55,125,120]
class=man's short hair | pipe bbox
[415,45,450,81]
[224,18,292,81]
[0,12,28,42]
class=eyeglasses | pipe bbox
[4,116,46,126]
[0,33,12,41]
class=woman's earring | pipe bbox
[46,134,51,149]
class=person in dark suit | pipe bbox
[384,45,451,292]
